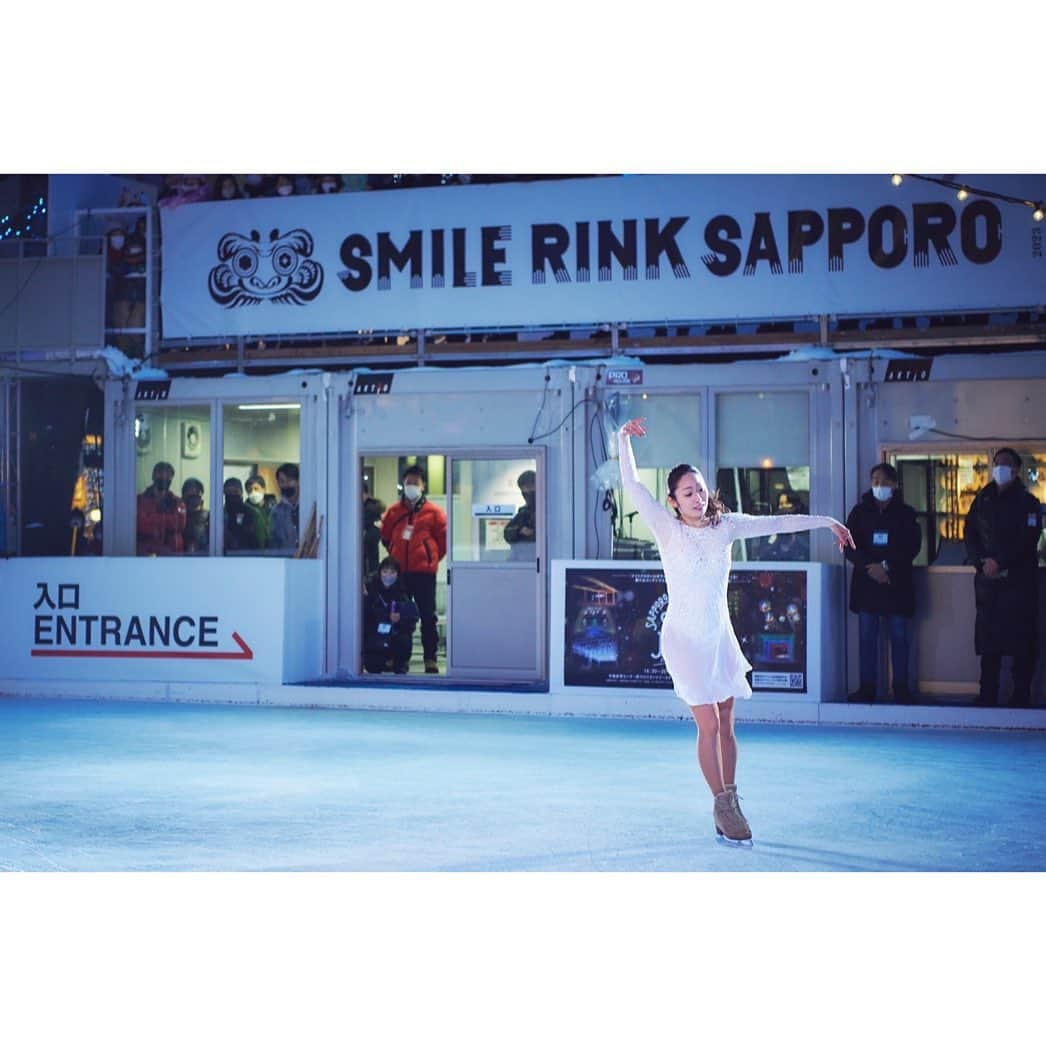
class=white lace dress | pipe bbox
[618,430,834,707]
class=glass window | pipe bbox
[606,393,702,560]
[891,447,1046,566]
[222,403,301,556]
[451,457,537,563]
[135,404,210,557]
[716,391,810,562]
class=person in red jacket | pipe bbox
[137,461,187,556]
[380,464,448,673]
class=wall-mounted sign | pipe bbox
[160,174,1046,339]
[135,380,171,401]
[354,373,395,395]
[884,359,933,382]
[605,368,644,386]
[472,503,516,517]
[0,558,321,684]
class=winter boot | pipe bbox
[714,790,753,846]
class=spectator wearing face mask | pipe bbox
[317,175,343,195]
[380,465,448,673]
[181,478,210,555]
[274,175,295,198]
[106,224,134,349]
[245,475,273,549]
[271,463,301,552]
[223,477,264,553]
[844,463,922,704]
[362,556,420,674]
[504,469,537,561]
[964,448,1043,707]
[137,461,187,556]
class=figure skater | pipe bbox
[617,418,855,846]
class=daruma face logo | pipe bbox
[209,228,324,307]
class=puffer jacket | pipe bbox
[380,496,447,575]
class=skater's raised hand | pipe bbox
[620,417,647,438]
[829,520,856,552]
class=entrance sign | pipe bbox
[160,175,1046,338]
[0,558,322,684]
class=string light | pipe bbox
[891,173,1045,222]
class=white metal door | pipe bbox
[446,451,545,681]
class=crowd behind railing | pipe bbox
[142,173,602,210]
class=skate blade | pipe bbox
[715,833,754,849]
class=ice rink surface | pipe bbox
[1,697,1044,872]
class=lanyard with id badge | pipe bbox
[872,530,889,548]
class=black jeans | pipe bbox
[979,652,1037,705]
[404,572,438,662]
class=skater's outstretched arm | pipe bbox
[616,418,679,548]
[724,511,855,552]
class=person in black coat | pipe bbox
[503,469,537,561]
[964,447,1043,707]
[363,556,420,674]
[844,463,922,703]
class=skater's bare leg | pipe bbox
[690,703,725,796]
[717,697,738,787]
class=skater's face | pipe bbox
[668,470,708,524]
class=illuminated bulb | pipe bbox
[761,457,774,469]
[1034,205,1045,222]
[891,174,903,187]
[957,188,969,201]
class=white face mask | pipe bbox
[403,484,422,502]
[110,234,125,249]
[247,491,263,505]
[992,465,1014,485]
[321,182,336,193]
[222,186,236,199]
[277,185,292,196]
[380,573,398,588]
[872,485,893,502]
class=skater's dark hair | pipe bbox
[667,463,727,527]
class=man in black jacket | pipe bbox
[964,448,1043,707]
[844,463,922,703]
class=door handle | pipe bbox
[536,556,540,574]
[447,567,452,586]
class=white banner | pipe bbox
[160,174,1046,339]
[0,558,321,685]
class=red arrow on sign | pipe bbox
[31,631,255,660]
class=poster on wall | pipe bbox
[563,566,808,692]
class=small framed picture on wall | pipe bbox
[181,421,201,459]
